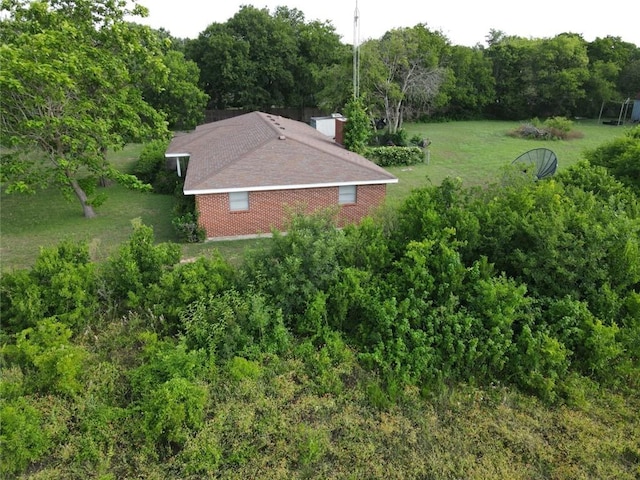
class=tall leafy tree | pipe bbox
[530,34,589,117]
[186,5,344,111]
[274,6,346,110]
[0,0,169,217]
[185,23,252,109]
[342,97,371,154]
[226,5,298,109]
[437,45,495,120]
[188,6,299,110]
[487,34,590,119]
[360,25,447,133]
[143,47,209,131]
[582,36,640,117]
[315,48,354,114]
[486,35,538,119]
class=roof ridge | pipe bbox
[256,112,393,177]
[257,111,291,137]
[210,112,281,175]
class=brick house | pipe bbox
[165,111,398,239]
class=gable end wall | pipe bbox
[196,185,387,238]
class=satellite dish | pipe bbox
[511,148,558,179]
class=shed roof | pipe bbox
[166,111,397,195]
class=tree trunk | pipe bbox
[98,146,110,187]
[69,176,97,218]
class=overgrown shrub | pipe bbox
[584,125,640,193]
[172,212,206,243]
[130,139,178,194]
[0,241,98,334]
[101,222,181,310]
[130,139,169,185]
[144,254,236,329]
[0,398,52,476]
[178,422,223,476]
[3,318,89,397]
[239,210,345,333]
[128,333,213,399]
[543,296,623,382]
[409,134,431,147]
[180,290,291,360]
[140,377,208,450]
[127,334,211,454]
[543,116,574,138]
[509,116,579,140]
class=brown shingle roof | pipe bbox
[166,111,397,194]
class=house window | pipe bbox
[229,191,249,211]
[338,185,356,204]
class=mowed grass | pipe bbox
[0,120,628,271]
[384,119,627,206]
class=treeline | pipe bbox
[178,5,640,124]
[2,1,639,219]
[1,128,638,477]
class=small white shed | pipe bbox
[310,113,344,138]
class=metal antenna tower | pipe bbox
[353,0,360,99]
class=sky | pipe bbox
[133,0,640,47]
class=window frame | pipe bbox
[338,185,357,205]
[229,191,249,211]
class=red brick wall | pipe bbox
[195,184,387,238]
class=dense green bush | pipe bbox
[140,376,208,450]
[542,116,574,139]
[0,397,52,475]
[0,241,98,334]
[125,334,212,455]
[130,139,178,194]
[371,128,408,146]
[172,212,206,243]
[101,222,181,311]
[365,146,426,167]
[128,333,214,397]
[369,165,639,398]
[467,175,640,322]
[239,210,345,334]
[144,254,236,329]
[180,289,291,360]
[4,319,88,397]
[584,125,640,193]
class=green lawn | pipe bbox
[384,120,626,205]
[0,120,628,271]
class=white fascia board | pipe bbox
[165,153,190,158]
[184,178,398,196]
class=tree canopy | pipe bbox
[179,6,638,126]
[185,5,346,111]
[359,25,448,133]
[0,0,171,217]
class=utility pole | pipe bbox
[353,0,360,99]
